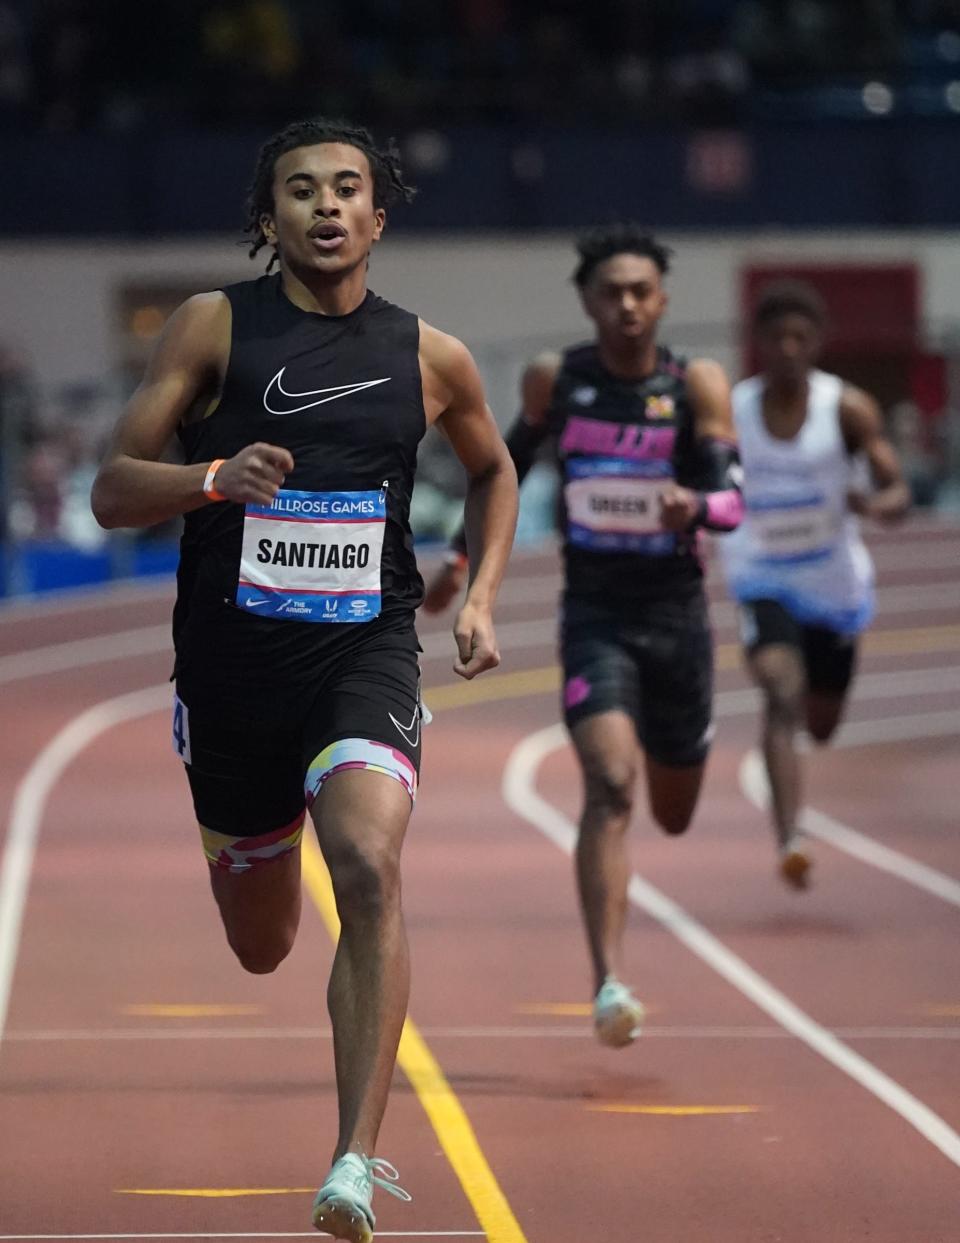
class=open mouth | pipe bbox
[309,222,347,250]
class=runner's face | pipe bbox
[262,143,386,276]
[757,312,821,385]
[580,254,668,345]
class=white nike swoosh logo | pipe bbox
[389,703,421,749]
[263,368,391,415]
[245,598,270,607]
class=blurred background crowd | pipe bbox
[2,0,960,131]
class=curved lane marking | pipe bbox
[503,723,960,1171]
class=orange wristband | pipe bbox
[203,459,227,503]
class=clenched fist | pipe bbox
[211,443,295,506]
[453,602,501,680]
[658,484,700,532]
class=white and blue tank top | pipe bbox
[719,369,874,634]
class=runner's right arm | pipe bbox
[91,293,293,530]
[422,352,559,613]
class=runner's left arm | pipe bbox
[840,386,911,523]
[660,357,743,533]
[420,324,519,680]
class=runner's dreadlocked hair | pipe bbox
[753,280,827,331]
[572,225,673,288]
[244,118,416,270]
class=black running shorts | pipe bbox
[173,613,423,838]
[738,597,858,696]
[560,591,714,767]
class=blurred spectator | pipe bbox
[14,437,66,539]
[0,344,37,542]
[4,0,957,132]
[0,350,116,549]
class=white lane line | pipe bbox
[739,749,960,909]
[0,627,171,687]
[503,723,960,1171]
[0,686,170,1049]
[4,1025,960,1042]
[814,709,960,750]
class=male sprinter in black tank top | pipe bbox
[425,227,742,1049]
[92,119,517,1243]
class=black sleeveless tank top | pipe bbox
[174,275,426,678]
[546,343,704,603]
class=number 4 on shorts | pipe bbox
[172,694,192,764]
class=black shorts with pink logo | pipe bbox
[560,590,714,767]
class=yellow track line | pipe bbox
[119,1004,263,1018]
[514,1002,592,1017]
[117,1188,313,1198]
[299,837,528,1243]
[862,623,960,655]
[515,1001,661,1017]
[588,1105,761,1116]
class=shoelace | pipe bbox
[363,1156,413,1203]
[334,1155,412,1204]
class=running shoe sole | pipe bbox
[312,1196,373,1243]
[595,1000,645,1048]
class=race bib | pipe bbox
[749,493,835,562]
[564,457,677,555]
[237,487,385,622]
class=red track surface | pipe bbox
[1,521,958,1242]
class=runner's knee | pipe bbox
[327,838,401,923]
[582,762,636,821]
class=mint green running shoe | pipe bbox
[312,1153,411,1243]
[593,976,645,1048]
